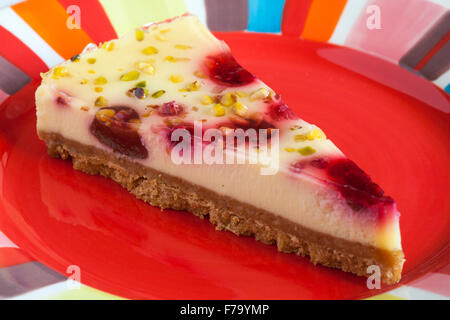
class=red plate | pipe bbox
[0,33,449,299]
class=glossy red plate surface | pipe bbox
[0,33,449,299]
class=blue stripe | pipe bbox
[445,83,450,94]
[247,0,285,33]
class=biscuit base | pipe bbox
[39,131,404,284]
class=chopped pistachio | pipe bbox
[155,33,167,41]
[151,90,165,98]
[87,58,96,64]
[306,128,326,140]
[201,95,214,105]
[141,111,152,118]
[174,44,192,50]
[164,56,190,63]
[135,80,147,88]
[298,146,316,156]
[220,92,236,107]
[70,54,81,62]
[106,41,115,51]
[164,56,176,63]
[235,90,248,98]
[194,70,207,78]
[95,96,108,107]
[126,88,134,98]
[80,78,88,84]
[94,87,103,92]
[295,129,326,142]
[294,134,308,142]
[250,87,270,101]
[96,108,115,121]
[88,70,95,74]
[120,70,140,81]
[142,46,158,55]
[93,76,107,85]
[135,29,144,41]
[169,74,183,83]
[213,104,226,117]
[183,81,200,92]
[133,87,148,99]
[284,147,296,153]
[232,101,249,117]
[52,66,69,78]
[135,61,155,75]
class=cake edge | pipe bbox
[38,131,404,284]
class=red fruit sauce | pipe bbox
[290,157,394,211]
[268,100,298,121]
[205,52,255,86]
[157,101,185,117]
[90,106,148,159]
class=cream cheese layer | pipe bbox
[36,14,401,251]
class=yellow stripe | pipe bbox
[366,293,405,300]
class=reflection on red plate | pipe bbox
[0,33,449,299]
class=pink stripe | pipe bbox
[408,271,450,297]
[0,230,18,248]
[345,0,446,62]
[0,89,9,105]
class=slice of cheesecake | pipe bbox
[35,14,404,284]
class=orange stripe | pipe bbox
[301,0,347,42]
[12,0,93,59]
[414,31,450,71]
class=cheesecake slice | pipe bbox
[35,14,404,284]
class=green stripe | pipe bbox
[99,0,187,37]
[45,284,125,300]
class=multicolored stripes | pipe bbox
[400,11,450,80]
[0,0,449,300]
[12,0,93,60]
[1,0,448,86]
